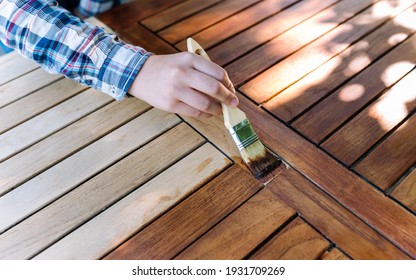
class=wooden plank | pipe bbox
[263,7,416,122]
[0,98,149,197]
[266,168,409,259]
[0,109,180,233]
[0,52,39,86]
[142,0,222,32]
[248,217,330,260]
[175,188,295,260]
[0,89,112,164]
[354,114,416,190]
[174,0,300,51]
[0,79,87,134]
[292,33,416,143]
[0,69,62,108]
[322,68,416,166]
[209,0,340,66]
[319,248,351,260]
[235,92,416,258]
[104,165,262,260]
[0,123,204,259]
[391,168,416,213]
[34,144,231,259]
[158,0,260,44]
[241,0,415,103]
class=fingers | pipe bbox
[172,101,213,118]
[179,88,222,115]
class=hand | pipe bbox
[128,52,238,118]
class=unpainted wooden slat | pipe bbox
[266,168,409,259]
[158,0,260,44]
[354,114,416,190]
[142,0,222,32]
[292,33,416,143]
[241,0,415,103]
[319,248,351,260]
[0,98,149,197]
[0,69,62,108]
[0,52,39,86]
[236,92,416,258]
[0,89,112,164]
[391,168,416,213]
[209,0,340,66]
[34,144,230,259]
[263,6,416,122]
[175,0,300,51]
[175,188,295,260]
[0,79,87,134]
[0,109,180,233]
[0,123,204,259]
[249,217,330,260]
[104,165,262,260]
[322,68,416,166]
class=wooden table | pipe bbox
[0,0,415,260]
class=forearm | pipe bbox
[0,0,151,100]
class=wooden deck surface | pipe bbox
[0,0,415,259]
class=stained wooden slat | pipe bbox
[241,0,415,103]
[0,69,62,108]
[0,89,112,164]
[175,0,299,51]
[142,0,222,32]
[322,68,416,166]
[175,188,295,259]
[263,7,416,122]
[158,0,260,44]
[354,114,416,190]
[320,248,351,260]
[292,33,416,143]
[0,123,204,259]
[0,98,148,197]
[0,52,39,86]
[209,0,339,66]
[34,144,230,259]
[0,79,87,134]
[104,165,262,260]
[391,168,416,213]
[249,217,329,260]
[0,109,179,233]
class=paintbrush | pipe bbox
[187,38,282,183]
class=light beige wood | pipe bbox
[0,78,87,133]
[35,144,230,259]
[0,52,39,85]
[320,248,351,260]
[0,123,205,259]
[0,109,180,233]
[0,68,62,108]
[0,88,112,164]
[0,98,149,196]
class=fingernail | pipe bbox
[230,97,239,107]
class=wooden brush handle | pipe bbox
[186,38,246,129]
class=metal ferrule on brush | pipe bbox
[228,119,259,151]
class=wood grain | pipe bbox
[249,217,329,260]
[292,33,416,143]
[319,248,351,260]
[0,123,204,259]
[0,109,179,233]
[158,0,260,44]
[0,79,87,134]
[174,0,299,51]
[0,52,38,86]
[240,0,415,103]
[175,188,295,259]
[0,98,148,197]
[354,114,416,190]
[322,68,416,166]
[104,165,262,260]
[263,7,416,121]
[391,168,416,213]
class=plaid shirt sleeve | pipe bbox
[0,0,151,100]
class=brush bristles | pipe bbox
[240,140,282,180]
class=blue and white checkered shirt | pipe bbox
[0,0,150,100]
